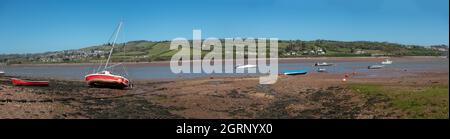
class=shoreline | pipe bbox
[7,56,446,66]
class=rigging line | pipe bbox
[105,63,123,70]
[121,25,130,77]
[96,23,120,72]
[106,23,119,44]
[104,21,123,69]
[117,25,132,88]
[119,23,132,86]
[96,59,104,72]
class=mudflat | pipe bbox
[1,68,448,119]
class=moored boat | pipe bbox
[314,62,333,66]
[317,68,326,72]
[381,59,392,64]
[0,70,4,76]
[11,78,49,86]
[235,64,257,69]
[368,65,384,69]
[283,69,308,75]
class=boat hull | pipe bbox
[85,74,130,89]
[314,63,333,66]
[283,70,308,75]
[235,65,257,69]
[368,65,384,69]
[11,78,49,86]
[317,68,327,72]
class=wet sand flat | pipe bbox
[1,68,448,119]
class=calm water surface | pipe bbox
[3,58,448,80]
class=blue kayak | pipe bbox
[283,70,308,75]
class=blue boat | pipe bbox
[283,69,308,75]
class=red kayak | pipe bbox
[11,78,49,86]
[85,71,130,89]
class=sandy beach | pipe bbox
[1,63,448,119]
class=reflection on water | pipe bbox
[4,58,449,80]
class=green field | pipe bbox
[0,39,446,64]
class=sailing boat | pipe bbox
[84,21,131,89]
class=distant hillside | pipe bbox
[0,40,448,64]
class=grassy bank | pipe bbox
[349,84,449,119]
[1,40,447,64]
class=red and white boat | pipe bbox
[11,78,49,86]
[85,71,130,88]
[84,21,132,89]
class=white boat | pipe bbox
[314,62,333,66]
[235,64,257,69]
[381,59,392,65]
[317,68,326,72]
[368,65,384,69]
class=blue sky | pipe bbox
[0,0,448,54]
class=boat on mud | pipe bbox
[11,78,49,86]
[368,65,384,69]
[381,59,392,64]
[85,70,130,88]
[283,69,308,75]
[84,21,131,89]
[314,62,333,66]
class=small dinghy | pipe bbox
[235,64,257,69]
[314,62,333,66]
[381,59,392,65]
[317,68,327,72]
[368,65,384,69]
[283,70,308,75]
[11,78,49,86]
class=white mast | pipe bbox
[104,21,123,70]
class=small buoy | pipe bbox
[342,78,347,82]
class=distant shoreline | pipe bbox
[6,56,446,66]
